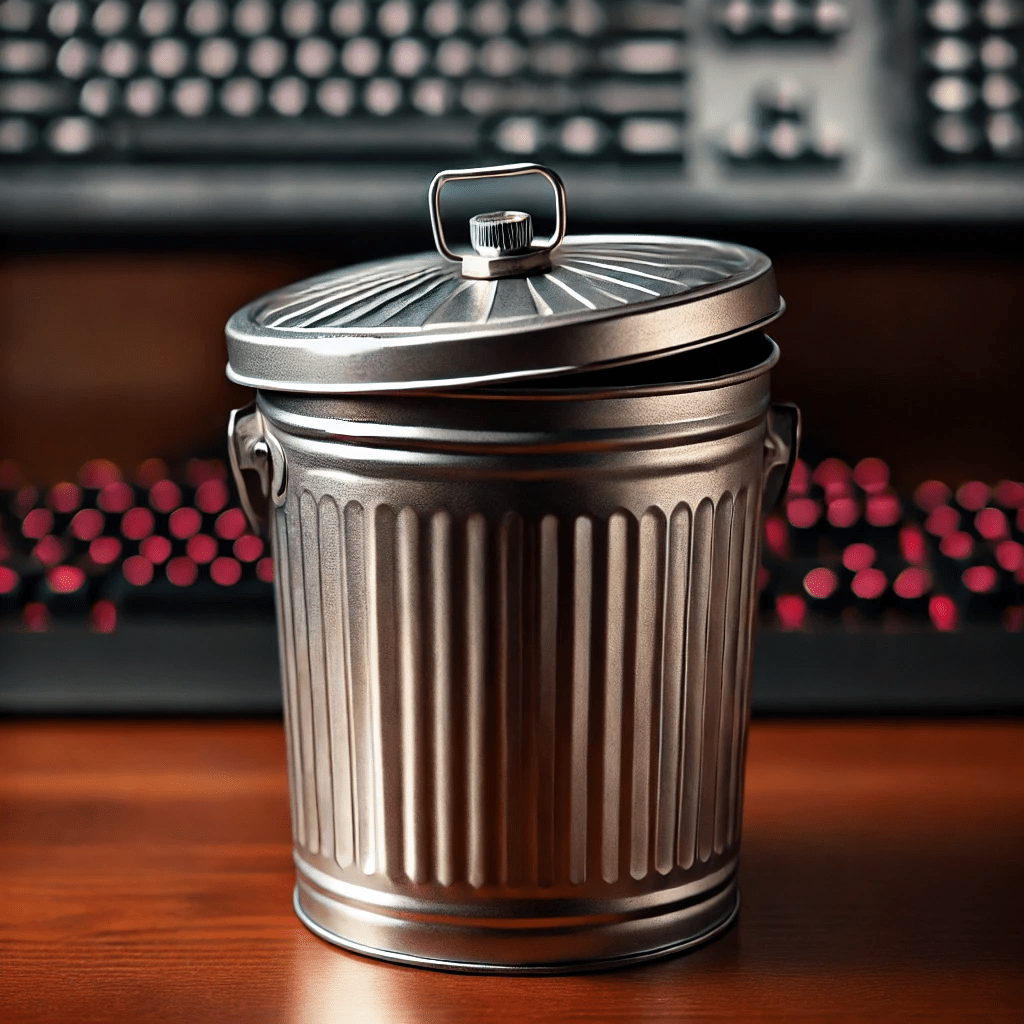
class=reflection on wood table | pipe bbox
[2,719,1022,1023]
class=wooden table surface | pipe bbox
[2,719,1022,1023]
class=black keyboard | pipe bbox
[2,450,1022,714]
[1,0,1022,227]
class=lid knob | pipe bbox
[470,210,534,256]
[428,163,567,279]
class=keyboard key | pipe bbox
[982,73,1020,109]
[139,0,178,36]
[932,112,979,153]
[518,0,559,35]
[220,75,263,115]
[378,0,416,37]
[928,76,977,113]
[316,76,354,114]
[282,0,321,37]
[0,79,67,114]
[718,0,757,35]
[604,39,684,75]
[45,114,98,153]
[980,0,1020,29]
[295,37,336,77]
[269,75,309,115]
[566,0,605,36]
[411,76,452,115]
[531,40,588,76]
[470,0,511,36]
[0,116,36,153]
[927,37,974,73]
[248,36,288,77]
[0,0,35,32]
[185,0,227,36]
[493,114,542,153]
[813,0,850,34]
[424,0,462,36]
[197,37,239,77]
[979,36,1017,71]
[99,39,139,78]
[389,37,429,77]
[558,114,609,155]
[233,0,273,36]
[125,77,164,116]
[93,0,131,36]
[172,76,213,116]
[987,111,1022,154]
[341,36,381,76]
[80,77,118,117]
[0,40,49,74]
[329,0,367,36]
[149,38,189,78]
[619,116,681,155]
[364,76,402,115]
[461,77,501,112]
[766,0,802,34]
[436,37,474,76]
[56,38,95,79]
[48,0,84,37]
[479,38,524,76]
[588,79,684,115]
[926,0,971,33]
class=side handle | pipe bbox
[762,403,801,514]
[228,402,286,537]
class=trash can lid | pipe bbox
[226,164,783,394]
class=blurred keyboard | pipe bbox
[0,0,1022,228]
[1,451,1022,714]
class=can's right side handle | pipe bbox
[762,403,801,513]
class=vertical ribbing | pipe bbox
[536,514,559,887]
[273,507,303,847]
[319,497,354,869]
[714,489,748,856]
[302,491,335,863]
[430,509,455,886]
[697,494,734,864]
[465,513,488,888]
[569,516,593,885]
[278,488,761,889]
[341,501,376,875]
[367,504,398,877]
[601,511,628,884]
[630,508,667,879]
[654,503,690,874]
[290,493,319,855]
[679,497,714,870]
[396,507,427,883]
[497,513,524,888]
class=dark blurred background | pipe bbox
[1,0,1022,713]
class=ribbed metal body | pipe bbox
[230,337,795,972]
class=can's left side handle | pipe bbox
[228,402,286,537]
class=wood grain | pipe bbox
[2,720,1022,1023]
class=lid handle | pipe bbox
[428,163,567,280]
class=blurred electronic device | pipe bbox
[0,0,1022,229]
[1,452,1022,714]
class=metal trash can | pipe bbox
[226,163,799,973]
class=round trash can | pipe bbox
[226,163,799,973]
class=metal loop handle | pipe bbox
[762,403,801,514]
[428,163,567,276]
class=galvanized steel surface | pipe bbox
[228,341,797,971]
[225,235,781,392]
